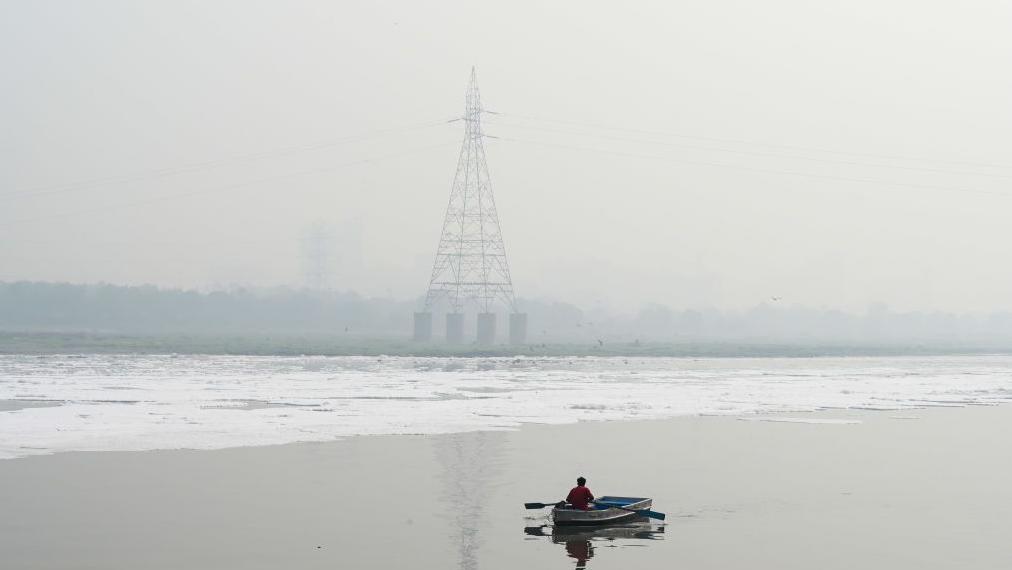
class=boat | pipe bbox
[551,496,652,526]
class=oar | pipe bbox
[524,501,562,509]
[592,500,666,521]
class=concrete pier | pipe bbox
[412,312,432,342]
[446,313,465,344]
[477,313,496,345]
[509,313,528,345]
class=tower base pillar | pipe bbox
[509,313,528,345]
[413,312,432,342]
[446,313,465,344]
[477,313,496,345]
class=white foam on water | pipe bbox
[1,354,1010,459]
[738,417,862,425]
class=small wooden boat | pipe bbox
[552,496,652,526]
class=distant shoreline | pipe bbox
[2,331,1010,358]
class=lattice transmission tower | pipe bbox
[413,68,526,345]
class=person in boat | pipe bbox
[563,476,595,510]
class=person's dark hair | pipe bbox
[577,476,586,486]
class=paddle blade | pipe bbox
[524,502,551,509]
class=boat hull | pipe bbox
[551,496,652,526]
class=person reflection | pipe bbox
[564,540,594,568]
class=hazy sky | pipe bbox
[2,1,1010,313]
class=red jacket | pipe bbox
[566,485,594,510]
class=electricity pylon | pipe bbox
[414,68,525,344]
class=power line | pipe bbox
[1,141,458,226]
[493,111,1012,172]
[494,136,1011,199]
[2,118,457,201]
[484,118,1012,180]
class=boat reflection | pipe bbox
[524,518,664,568]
